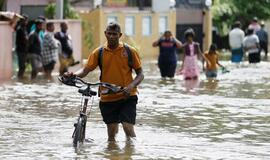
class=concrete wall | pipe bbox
[79,8,176,59]
[6,0,52,13]
[176,8,203,24]
[0,22,13,80]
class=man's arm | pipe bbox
[152,39,160,47]
[74,67,92,78]
[173,37,182,48]
[123,68,144,96]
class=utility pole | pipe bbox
[56,0,64,19]
[203,0,212,51]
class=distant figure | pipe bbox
[55,22,79,75]
[30,16,46,43]
[256,21,268,58]
[248,17,261,34]
[41,22,59,80]
[229,21,245,63]
[203,44,226,79]
[178,28,209,80]
[28,19,44,79]
[152,30,182,79]
[15,14,29,79]
[243,28,260,63]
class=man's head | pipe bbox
[104,22,122,47]
[20,14,28,27]
[253,17,258,23]
[35,19,44,32]
[234,21,241,28]
[60,22,68,33]
[164,30,172,39]
[46,22,54,32]
[260,21,265,28]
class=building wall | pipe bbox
[6,0,52,14]
[80,8,176,59]
[0,22,13,80]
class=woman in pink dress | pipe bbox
[178,28,209,80]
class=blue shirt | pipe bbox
[158,38,177,63]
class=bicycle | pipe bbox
[58,75,121,148]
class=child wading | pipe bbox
[178,28,209,80]
[203,44,226,79]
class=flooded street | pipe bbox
[1,60,270,159]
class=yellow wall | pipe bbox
[80,8,176,59]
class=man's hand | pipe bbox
[63,71,74,78]
[122,83,135,97]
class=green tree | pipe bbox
[0,0,5,11]
[212,0,270,35]
[44,0,79,19]
[45,3,56,19]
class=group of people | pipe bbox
[15,15,79,80]
[153,28,225,80]
[229,17,268,64]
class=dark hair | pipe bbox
[184,28,195,39]
[234,21,241,28]
[35,19,44,25]
[46,22,54,29]
[209,43,217,52]
[60,22,67,28]
[247,28,254,35]
[38,15,46,21]
[106,22,121,32]
[164,30,172,35]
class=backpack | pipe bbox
[98,43,133,80]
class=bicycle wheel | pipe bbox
[73,117,86,148]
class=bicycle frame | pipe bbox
[58,76,121,148]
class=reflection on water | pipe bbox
[0,61,270,159]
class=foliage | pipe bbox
[44,0,79,19]
[82,21,94,51]
[212,0,270,35]
[0,0,5,11]
[45,3,56,19]
[63,0,79,19]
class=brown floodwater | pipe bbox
[0,60,270,159]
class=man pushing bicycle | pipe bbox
[64,22,144,142]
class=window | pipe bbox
[125,16,135,36]
[107,16,118,24]
[142,16,152,36]
[159,16,168,34]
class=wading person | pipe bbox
[229,21,245,64]
[203,44,226,79]
[41,22,59,80]
[152,30,182,79]
[243,28,260,64]
[178,28,209,80]
[64,22,144,141]
[55,22,79,75]
[28,19,44,79]
[256,21,268,59]
[15,15,29,79]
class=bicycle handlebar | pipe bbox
[58,75,122,95]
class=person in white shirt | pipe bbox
[229,21,245,63]
[243,28,260,63]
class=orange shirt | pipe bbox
[85,42,142,102]
[204,52,219,71]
